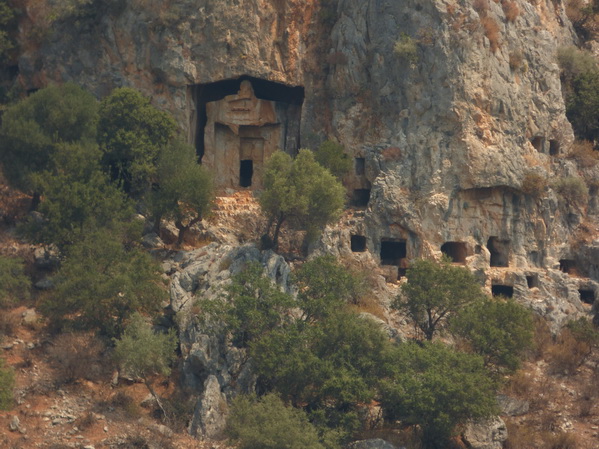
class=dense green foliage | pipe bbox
[148,140,214,245]
[380,342,498,447]
[393,257,485,340]
[450,296,534,373]
[0,83,99,193]
[113,312,177,379]
[0,357,14,410]
[260,150,345,249]
[98,87,177,194]
[293,255,364,322]
[204,261,294,348]
[552,176,589,207]
[0,0,17,61]
[311,140,351,180]
[43,229,164,337]
[0,255,30,307]
[226,393,326,449]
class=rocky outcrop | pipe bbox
[462,416,508,449]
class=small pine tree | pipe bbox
[0,256,30,307]
[0,357,14,410]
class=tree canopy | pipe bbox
[393,257,485,340]
[0,256,30,307]
[260,150,345,249]
[311,140,351,180]
[98,87,177,194]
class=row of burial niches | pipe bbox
[189,76,304,191]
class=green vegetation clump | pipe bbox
[552,176,589,207]
[43,229,164,337]
[0,0,17,61]
[98,87,177,195]
[0,357,14,410]
[520,171,547,198]
[0,255,30,307]
[380,342,498,445]
[311,140,351,180]
[393,33,418,64]
[226,393,326,449]
[450,296,534,373]
[393,257,486,340]
[260,150,345,249]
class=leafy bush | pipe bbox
[0,0,17,61]
[260,150,345,249]
[450,296,534,373]
[567,69,599,143]
[393,33,418,64]
[312,140,351,180]
[521,171,547,198]
[380,342,498,447]
[0,357,14,410]
[501,0,519,22]
[552,176,589,207]
[481,17,501,53]
[226,394,326,449]
[0,256,30,307]
[393,257,485,340]
[98,87,177,195]
[43,229,164,337]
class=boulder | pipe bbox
[189,375,228,439]
[462,416,508,449]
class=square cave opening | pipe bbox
[188,76,304,190]
[549,139,560,156]
[559,259,577,275]
[526,274,539,289]
[380,239,407,266]
[487,237,510,267]
[355,157,365,176]
[352,189,371,207]
[441,242,468,264]
[579,289,595,305]
[492,284,514,298]
[531,136,545,153]
[351,235,367,252]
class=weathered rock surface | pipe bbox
[189,375,228,440]
[462,416,508,449]
[347,439,402,449]
[497,394,530,416]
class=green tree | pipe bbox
[380,342,498,448]
[43,229,164,337]
[0,0,17,61]
[450,296,534,373]
[113,312,177,416]
[0,256,30,307]
[226,393,327,449]
[203,261,294,348]
[260,150,345,249]
[0,357,14,410]
[293,255,363,322]
[19,142,133,249]
[148,140,214,245]
[0,83,99,199]
[251,312,391,438]
[393,257,485,340]
[312,140,351,180]
[98,88,177,195]
[567,70,599,143]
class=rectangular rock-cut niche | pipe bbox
[355,157,365,176]
[352,189,371,207]
[559,259,577,275]
[492,284,514,298]
[380,239,407,266]
[531,136,545,153]
[487,237,510,267]
[351,235,367,252]
[189,76,304,190]
[441,242,468,264]
[526,274,539,289]
[579,289,595,304]
[549,139,560,156]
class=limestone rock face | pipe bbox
[462,416,508,449]
[189,375,228,440]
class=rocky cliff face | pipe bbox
[10,0,599,440]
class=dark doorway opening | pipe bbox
[549,140,560,156]
[240,160,253,187]
[579,289,595,304]
[441,242,468,264]
[492,284,514,298]
[526,274,539,289]
[190,76,304,161]
[352,189,371,207]
[351,235,367,252]
[487,237,510,267]
[398,267,408,279]
[531,136,545,153]
[380,240,407,265]
[559,259,577,275]
[355,158,365,175]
